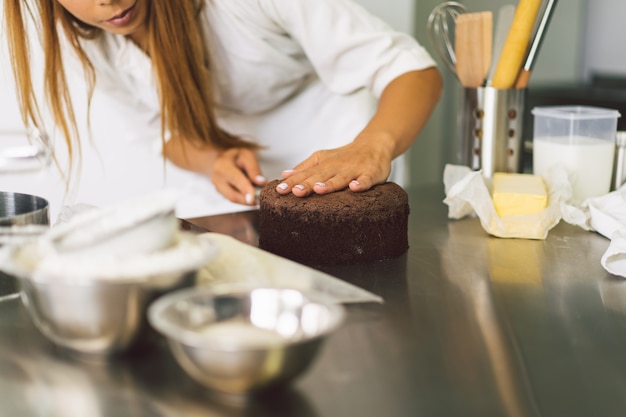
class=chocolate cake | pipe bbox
[258,180,409,266]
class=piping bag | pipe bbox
[195,233,383,304]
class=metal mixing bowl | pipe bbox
[0,190,217,357]
[0,191,49,301]
[148,285,345,396]
[19,277,152,356]
[0,191,49,226]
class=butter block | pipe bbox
[492,173,547,217]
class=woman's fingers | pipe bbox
[212,148,265,205]
[236,148,266,186]
[276,144,390,196]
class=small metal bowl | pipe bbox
[0,191,49,301]
[0,191,49,227]
[19,277,152,356]
[148,285,345,396]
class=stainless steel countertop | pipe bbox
[2,185,625,417]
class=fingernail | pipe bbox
[315,182,326,188]
[277,183,288,190]
[282,169,295,175]
[294,184,305,191]
[351,180,360,185]
[255,175,267,183]
[245,193,254,204]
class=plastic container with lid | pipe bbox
[532,105,621,202]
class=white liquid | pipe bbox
[533,136,615,202]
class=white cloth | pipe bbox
[589,188,626,277]
[7,0,436,219]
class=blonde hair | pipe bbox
[4,0,254,173]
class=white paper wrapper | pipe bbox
[196,233,383,304]
[443,164,626,278]
[443,164,580,239]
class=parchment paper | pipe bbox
[443,164,590,239]
[195,233,383,304]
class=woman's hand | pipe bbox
[277,133,395,197]
[211,148,267,205]
[277,67,443,197]
[163,137,266,205]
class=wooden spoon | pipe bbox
[455,11,493,88]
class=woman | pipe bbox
[4,0,441,217]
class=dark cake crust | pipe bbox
[258,180,409,266]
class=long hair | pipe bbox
[3,0,255,175]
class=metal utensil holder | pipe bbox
[612,132,626,191]
[458,87,526,178]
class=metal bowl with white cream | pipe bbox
[0,190,218,357]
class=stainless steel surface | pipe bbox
[149,285,345,398]
[0,185,625,416]
[460,87,526,176]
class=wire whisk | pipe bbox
[427,1,467,77]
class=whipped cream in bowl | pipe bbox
[0,190,218,356]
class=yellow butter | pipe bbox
[492,173,547,217]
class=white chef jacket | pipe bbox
[42,0,437,219]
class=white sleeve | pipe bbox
[257,0,437,98]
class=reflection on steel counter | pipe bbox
[0,185,625,416]
[182,210,258,246]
